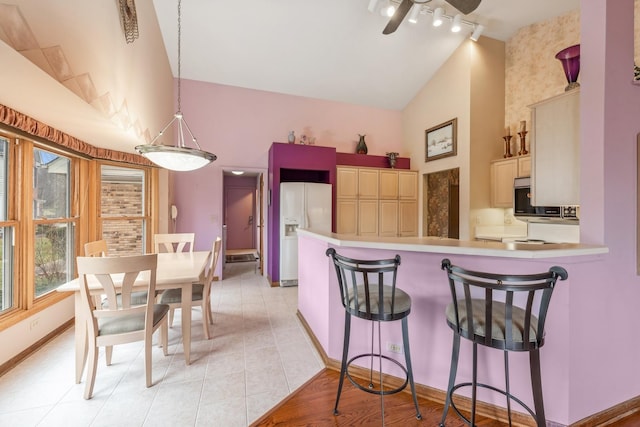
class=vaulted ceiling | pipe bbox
[0,0,580,153]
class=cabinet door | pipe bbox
[336,167,358,199]
[379,200,398,237]
[398,171,418,200]
[336,199,358,235]
[531,90,580,205]
[398,200,418,237]
[358,200,379,236]
[517,156,531,177]
[358,169,379,199]
[379,170,399,199]
[491,159,517,208]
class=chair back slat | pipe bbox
[153,233,195,253]
[326,248,404,321]
[441,258,568,351]
[84,240,108,257]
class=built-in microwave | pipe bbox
[513,177,579,221]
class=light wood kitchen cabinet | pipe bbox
[398,200,418,236]
[530,89,580,206]
[358,169,379,199]
[336,199,358,235]
[336,167,358,199]
[358,200,379,236]
[490,156,530,208]
[379,170,399,199]
[379,200,398,237]
[336,166,418,237]
[399,171,418,199]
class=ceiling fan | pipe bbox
[382,0,481,35]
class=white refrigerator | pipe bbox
[279,182,332,286]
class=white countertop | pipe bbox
[474,225,528,241]
[297,229,608,259]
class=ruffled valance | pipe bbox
[0,104,154,167]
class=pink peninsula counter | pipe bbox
[296,228,608,425]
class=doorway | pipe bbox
[424,168,460,238]
[222,172,265,276]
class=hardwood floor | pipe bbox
[251,369,510,426]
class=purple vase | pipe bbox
[555,44,580,91]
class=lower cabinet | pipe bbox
[398,200,418,236]
[358,200,379,236]
[336,199,358,235]
[378,200,398,237]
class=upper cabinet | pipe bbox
[336,166,418,237]
[490,156,530,208]
[530,90,580,206]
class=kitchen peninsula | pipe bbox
[296,229,608,424]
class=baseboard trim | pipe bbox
[572,395,640,427]
[0,319,74,378]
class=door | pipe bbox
[304,183,332,232]
[225,187,255,249]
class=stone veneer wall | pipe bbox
[101,182,143,256]
[504,10,580,133]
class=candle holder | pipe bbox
[502,135,513,158]
[518,131,529,155]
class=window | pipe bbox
[100,165,147,256]
[0,137,14,314]
[33,148,74,298]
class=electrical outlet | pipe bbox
[29,317,40,330]
[386,342,403,354]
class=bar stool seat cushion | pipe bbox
[349,284,411,316]
[446,299,539,344]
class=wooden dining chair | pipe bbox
[76,254,169,399]
[84,239,108,257]
[84,239,148,307]
[153,233,195,253]
[160,237,222,339]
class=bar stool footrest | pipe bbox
[346,353,408,396]
[448,381,537,425]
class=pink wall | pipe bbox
[172,80,402,278]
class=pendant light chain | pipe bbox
[177,0,182,113]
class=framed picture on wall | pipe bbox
[425,118,457,162]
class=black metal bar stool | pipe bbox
[326,248,422,423]
[439,258,568,427]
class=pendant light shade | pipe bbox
[135,0,216,171]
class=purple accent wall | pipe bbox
[336,152,411,169]
[267,143,337,284]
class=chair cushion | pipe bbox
[348,284,411,316]
[446,299,539,343]
[159,284,204,304]
[98,304,170,336]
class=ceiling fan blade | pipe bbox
[445,0,481,15]
[382,0,414,35]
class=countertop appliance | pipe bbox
[279,182,332,286]
[514,177,579,222]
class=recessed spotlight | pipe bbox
[231,170,244,175]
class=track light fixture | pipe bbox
[370,2,484,41]
[432,7,443,27]
[408,4,421,24]
[451,14,462,32]
[470,24,484,41]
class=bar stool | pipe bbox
[326,248,422,423]
[439,259,568,427]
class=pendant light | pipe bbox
[135,0,216,171]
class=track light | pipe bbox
[367,0,379,13]
[408,4,421,24]
[470,24,484,41]
[384,3,396,17]
[432,7,443,27]
[451,14,462,32]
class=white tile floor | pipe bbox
[0,262,324,427]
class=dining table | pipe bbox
[57,250,211,384]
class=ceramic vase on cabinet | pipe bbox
[356,134,368,154]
